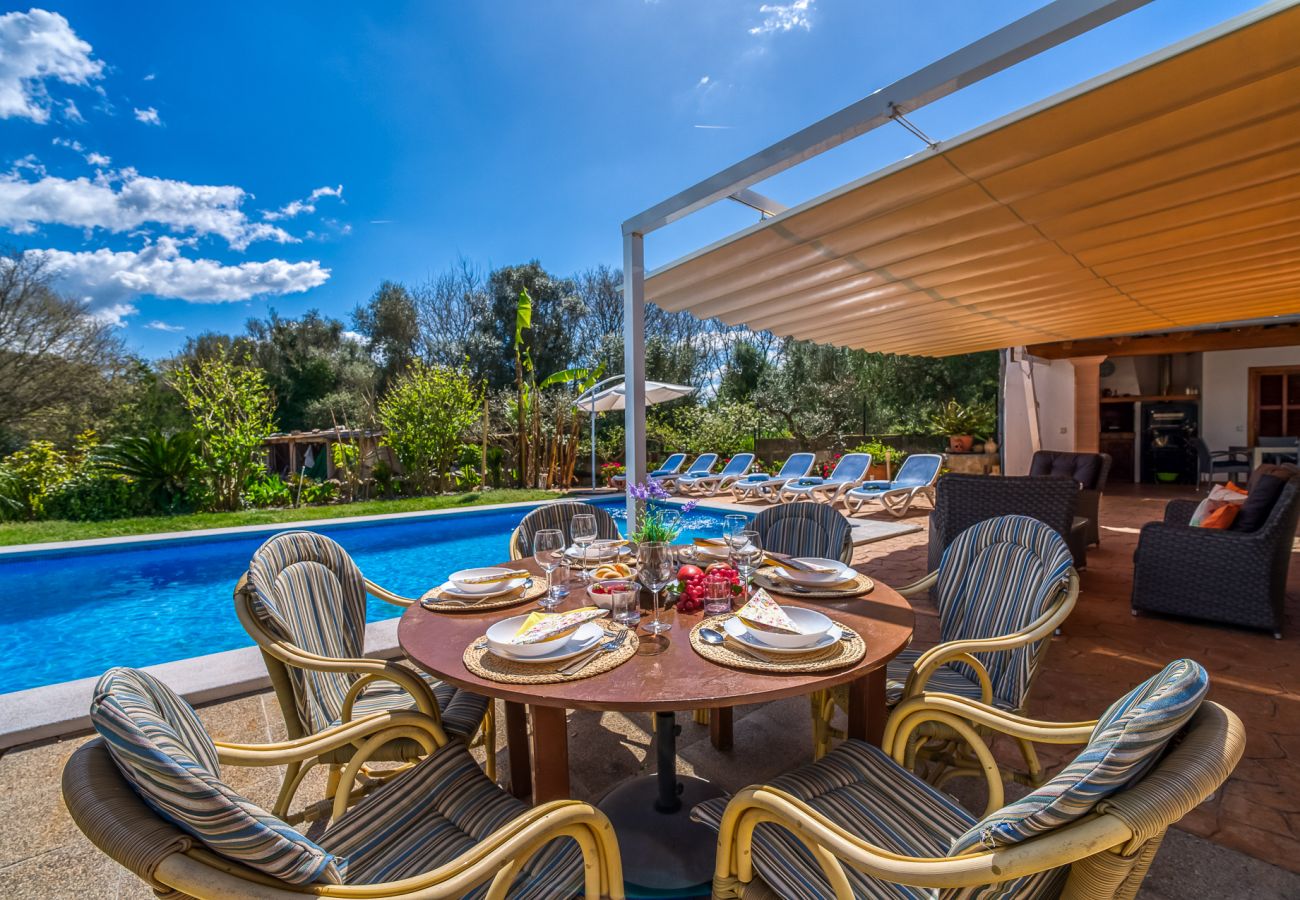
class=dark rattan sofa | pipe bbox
[1029,450,1112,553]
[1131,467,1300,638]
[927,473,1079,572]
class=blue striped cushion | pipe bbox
[885,648,1015,710]
[950,659,1209,854]
[513,502,619,558]
[249,532,370,732]
[345,670,489,741]
[91,668,344,885]
[753,503,854,563]
[691,740,1064,899]
[935,515,1073,710]
[324,740,581,896]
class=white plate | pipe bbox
[485,620,606,663]
[433,580,524,601]
[723,615,842,655]
[447,567,529,596]
[774,559,857,587]
[692,543,732,560]
[727,605,834,648]
[566,543,629,561]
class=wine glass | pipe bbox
[571,513,598,582]
[532,529,566,610]
[733,529,764,603]
[637,541,676,635]
[722,513,748,563]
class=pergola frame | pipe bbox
[619,0,1157,510]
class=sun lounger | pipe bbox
[678,452,755,495]
[655,453,717,491]
[731,452,816,502]
[777,452,871,504]
[843,453,943,516]
[610,452,685,489]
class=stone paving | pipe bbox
[1,484,1298,897]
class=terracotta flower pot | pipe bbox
[948,434,975,453]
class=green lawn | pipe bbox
[0,489,559,547]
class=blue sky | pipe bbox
[0,0,1261,358]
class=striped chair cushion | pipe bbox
[512,501,619,558]
[752,503,854,563]
[248,532,370,732]
[691,740,1064,900]
[345,669,489,741]
[934,515,1073,710]
[91,667,345,885]
[950,659,1209,854]
[885,648,1015,710]
[324,740,581,896]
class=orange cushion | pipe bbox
[1199,504,1239,529]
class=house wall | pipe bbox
[1003,355,1077,475]
[1201,345,1300,449]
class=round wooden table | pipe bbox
[399,559,914,800]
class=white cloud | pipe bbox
[749,0,813,35]
[87,302,137,327]
[11,154,46,178]
[143,72,155,81]
[0,168,296,249]
[85,151,110,167]
[133,105,161,126]
[51,136,83,152]
[693,124,734,130]
[0,9,103,122]
[263,184,344,221]
[62,98,83,122]
[144,319,184,332]
[341,330,365,344]
[30,237,331,304]
[51,137,111,167]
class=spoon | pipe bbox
[698,627,767,661]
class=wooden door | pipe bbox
[1248,366,1300,444]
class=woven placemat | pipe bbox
[420,577,547,613]
[751,566,875,599]
[463,622,637,684]
[689,615,865,674]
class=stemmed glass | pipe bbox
[637,541,676,635]
[532,529,566,610]
[571,514,598,582]
[722,514,748,563]
[733,529,764,603]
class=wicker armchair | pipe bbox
[1029,450,1111,550]
[812,515,1079,786]
[509,500,620,560]
[928,473,1079,571]
[66,668,623,900]
[235,531,494,813]
[752,502,854,563]
[1131,469,1300,638]
[700,660,1241,900]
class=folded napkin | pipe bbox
[511,607,607,645]
[788,559,840,574]
[694,537,728,547]
[735,590,802,635]
[455,569,530,585]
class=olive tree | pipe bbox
[169,351,276,510]
[378,362,480,493]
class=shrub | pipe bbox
[301,478,339,504]
[243,473,293,508]
[378,362,480,493]
[44,471,147,521]
[96,431,197,514]
[850,440,909,469]
[600,461,625,485]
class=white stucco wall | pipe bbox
[1201,346,1300,449]
[1003,354,1077,475]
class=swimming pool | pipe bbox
[0,499,748,693]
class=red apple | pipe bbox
[677,564,704,581]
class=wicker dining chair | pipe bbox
[700,659,1240,900]
[751,502,854,563]
[235,530,495,813]
[811,515,1079,786]
[66,667,624,900]
[509,500,620,560]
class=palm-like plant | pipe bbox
[96,431,197,513]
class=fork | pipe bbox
[559,631,625,676]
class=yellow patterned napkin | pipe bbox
[511,607,607,645]
[735,589,801,634]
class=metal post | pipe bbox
[653,711,681,813]
[623,232,647,524]
[590,408,598,491]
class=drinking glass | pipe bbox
[610,582,641,626]
[571,514,598,582]
[722,515,748,550]
[733,529,764,602]
[637,541,676,635]
[532,529,566,610]
[703,573,732,616]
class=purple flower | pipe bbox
[628,482,649,501]
[628,480,670,502]
[681,499,698,514]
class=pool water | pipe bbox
[0,499,747,694]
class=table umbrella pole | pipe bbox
[590,408,598,491]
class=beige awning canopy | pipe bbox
[645,3,1300,357]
